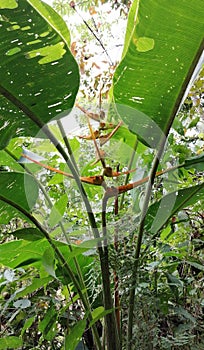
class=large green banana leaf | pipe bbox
[0,0,79,149]
[113,0,204,147]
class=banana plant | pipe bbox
[0,0,204,349]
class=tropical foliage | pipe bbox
[0,0,204,349]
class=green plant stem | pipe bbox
[102,193,121,350]
[127,135,166,350]
[57,119,80,175]
[119,136,138,210]
[114,195,121,344]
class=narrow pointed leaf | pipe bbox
[90,306,113,326]
[48,193,68,227]
[146,182,204,234]
[12,227,45,240]
[15,277,52,299]
[20,316,36,337]
[42,247,56,278]
[38,304,58,341]
[64,319,86,350]
[186,260,204,272]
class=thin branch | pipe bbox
[70,2,114,65]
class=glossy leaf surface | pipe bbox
[0,0,79,148]
[113,0,204,147]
